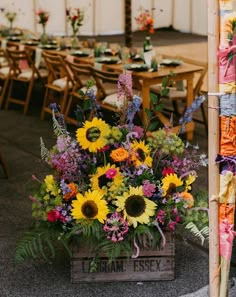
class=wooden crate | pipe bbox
[71,233,175,283]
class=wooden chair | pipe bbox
[5,47,48,114]
[64,59,96,125]
[150,56,208,133]
[41,51,73,120]
[0,49,11,109]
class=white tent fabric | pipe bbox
[0,0,207,36]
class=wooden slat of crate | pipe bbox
[71,256,175,283]
[71,233,175,283]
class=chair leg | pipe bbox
[41,87,49,120]
[23,80,34,115]
[200,102,208,135]
[5,79,14,110]
[0,78,9,109]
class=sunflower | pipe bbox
[91,163,124,194]
[161,174,183,197]
[76,117,110,153]
[131,140,152,167]
[71,189,109,223]
[115,186,156,228]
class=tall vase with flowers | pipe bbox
[36,9,49,46]
[66,7,84,49]
[135,7,155,52]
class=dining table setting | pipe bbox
[0,30,203,141]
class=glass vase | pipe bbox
[143,35,153,53]
[71,31,79,50]
[40,25,48,46]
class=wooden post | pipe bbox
[124,0,132,48]
[208,0,220,296]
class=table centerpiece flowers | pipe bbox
[36,9,49,45]
[15,75,208,267]
[66,7,84,49]
[135,7,155,53]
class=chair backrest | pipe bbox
[91,67,120,100]
[177,56,208,97]
[42,51,73,84]
[0,49,10,68]
[6,47,39,78]
[65,59,93,92]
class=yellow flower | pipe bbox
[180,191,194,208]
[71,190,109,223]
[185,174,196,191]
[115,186,156,228]
[76,117,110,153]
[91,164,124,195]
[161,174,183,197]
[131,140,152,168]
[110,147,129,162]
[44,175,61,196]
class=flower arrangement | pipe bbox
[15,77,208,266]
[135,7,155,34]
[36,9,49,26]
[36,9,49,45]
[66,7,84,36]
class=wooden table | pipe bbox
[102,62,203,140]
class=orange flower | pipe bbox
[63,183,78,201]
[110,148,129,162]
[180,191,194,208]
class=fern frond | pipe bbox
[40,137,49,161]
[97,239,132,263]
[15,226,71,265]
[185,222,209,245]
[52,110,67,137]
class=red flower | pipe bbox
[47,210,60,222]
[162,167,175,176]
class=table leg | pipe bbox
[185,75,195,141]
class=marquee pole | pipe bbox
[208,0,220,296]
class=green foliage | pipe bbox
[52,110,67,137]
[15,224,71,265]
[185,222,209,245]
[133,225,161,249]
[40,137,49,161]
[184,190,209,245]
[96,239,132,264]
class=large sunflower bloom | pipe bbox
[161,174,183,197]
[91,163,124,194]
[131,140,152,168]
[76,117,110,153]
[115,186,156,228]
[71,190,109,223]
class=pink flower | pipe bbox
[142,180,156,197]
[47,210,60,222]
[162,167,175,176]
[156,209,166,224]
[167,221,177,231]
[105,168,117,179]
